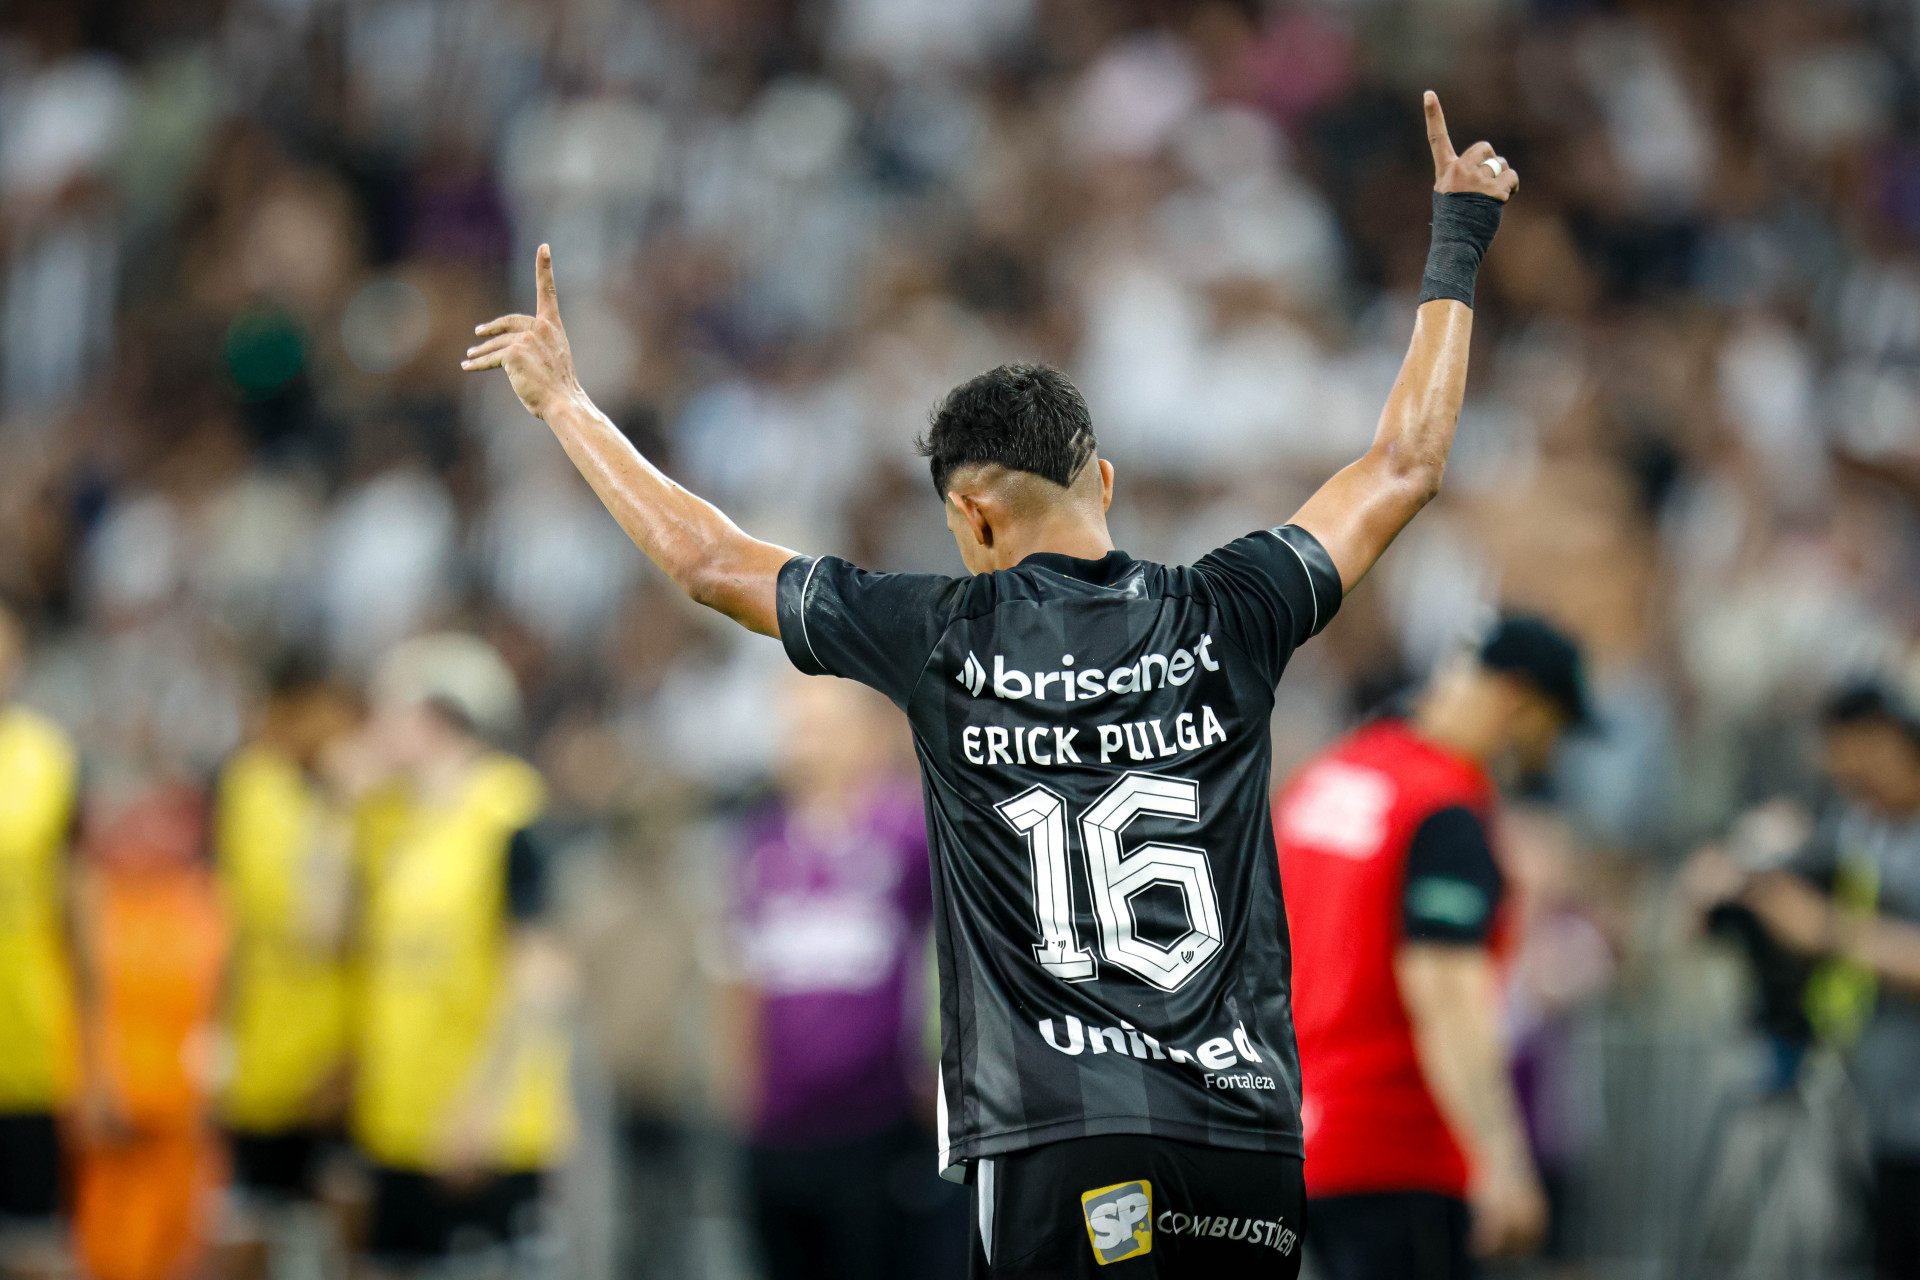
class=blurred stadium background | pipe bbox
[1,0,1918,1277]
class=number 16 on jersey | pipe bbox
[995,773,1224,993]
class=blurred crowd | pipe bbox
[3,0,1920,1275]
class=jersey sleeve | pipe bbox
[776,554,964,707]
[1190,524,1343,687]
[1401,805,1505,946]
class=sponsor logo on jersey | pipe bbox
[957,638,1223,704]
[1081,1180,1153,1264]
[1036,1014,1268,1080]
[1153,1208,1298,1255]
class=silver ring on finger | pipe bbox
[1481,156,1506,178]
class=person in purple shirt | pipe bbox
[728,673,964,1280]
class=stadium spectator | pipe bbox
[724,673,960,1280]
[1276,617,1589,1279]
[0,599,80,1280]
[1697,683,1920,1277]
[349,634,576,1277]
[211,657,360,1277]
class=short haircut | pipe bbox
[916,363,1097,499]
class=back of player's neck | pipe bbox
[996,516,1114,570]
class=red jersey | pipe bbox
[1274,717,1510,1199]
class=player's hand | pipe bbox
[461,243,583,421]
[1425,91,1518,203]
[1470,1157,1548,1257]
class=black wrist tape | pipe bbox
[1419,191,1505,308]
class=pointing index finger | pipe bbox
[535,244,559,322]
[1424,91,1456,173]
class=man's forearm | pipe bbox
[1847,916,1920,992]
[1418,1015,1532,1178]
[1398,947,1533,1179]
[463,246,790,637]
[543,392,791,636]
[1742,871,1837,956]
[1287,94,1511,592]
[1742,872,1920,991]
[1291,300,1472,591]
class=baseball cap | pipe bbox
[371,632,523,741]
[1477,614,1594,729]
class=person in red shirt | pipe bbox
[1275,616,1590,1280]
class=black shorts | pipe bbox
[0,1112,61,1220]
[969,1134,1304,1278]
[366,1166,545,1261]
[1307,1191,1473,1280]
[227,1127,328,1200]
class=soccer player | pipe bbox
[1275,618,1589,1279]
[465,93,1516,1278]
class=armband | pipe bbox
[1418,191,1505,309]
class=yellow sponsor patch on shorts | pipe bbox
[1081,1179,1152,1265]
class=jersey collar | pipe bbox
[1017,548,1135,586]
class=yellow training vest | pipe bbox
[216,745,354,1132]
[0,705,80,1112]
[352,755,571,1172]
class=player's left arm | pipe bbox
[463,245,793,637]
[1288,92,1518,593]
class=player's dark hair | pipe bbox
[917,363,1097,499]
[1823,681,1920,748]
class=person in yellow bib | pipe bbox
[0,598,81,1278]
[351,634,576,1276]
[213,655,360,1269]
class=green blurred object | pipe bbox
[1806,853,1879,1049]
[223,307,306,401]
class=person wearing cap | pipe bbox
[1693,682,1920,1277]
[1273,615,1590,1280]
[349,633,576,1275]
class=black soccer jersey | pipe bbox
[776,525,1342,1174]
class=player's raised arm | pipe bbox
[462,245,794,636]
[1288,92,1518,594]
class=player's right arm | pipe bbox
[462,245,793,637]
[1288,92,1518,594]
